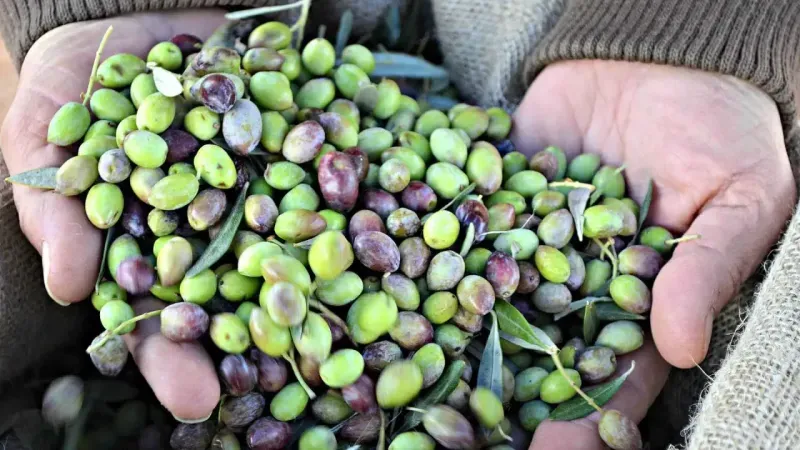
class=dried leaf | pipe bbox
[583,302,599,344]
[395,360,465,434]
[493,301,557,354]
[152,67,183,97]
[371,53,448,79]
[186,182,248,277]
[594,303,646,321]
[568,188,591,242]
[477,312,503,400]
[629,179,653,246]
[335,10,354,56]
[5,167,58,190]
[549,362,636,421]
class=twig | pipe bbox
[283,350,317,399]
[82,26,114,105]
[551,353,602,413]
[86,309,162,353]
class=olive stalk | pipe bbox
[291,0,313,47]
[593,237,618,278]
[308,298,357,345]
[82,26,114,105]
[86,309,163,353]
[377,409,387,450]
[665,234,701,245]
[550,352,602,413]
[282,350,317,400]
[549,180,596,192]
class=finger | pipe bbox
[123,298,220,421]
[529,339,670,450]
[0,10,228,304]
[651,172,795,368]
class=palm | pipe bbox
[514,61,795,449]
[1,10,231,421]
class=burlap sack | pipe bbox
[0,0,793,449]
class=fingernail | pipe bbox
[42,242,69,306]
[172,411,213,424]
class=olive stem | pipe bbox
[608,238,619,279]
[290,0,313,46]
[82,26,114,105]
[309,299,357,345]
[438,182,477,212]
[494,424,513,442]
[550,353,602,413]
[86,309,163,353]
[549,180,596,192]
[665,234,701,245]
[223,1,305,20]
[613,164,627,176]
[282,351,317,400]
[377,409,387,450]
[405,406,427,415]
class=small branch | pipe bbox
[291,0,313,48]
[283,351,317,400]
[608,237,619,279]
[550,353,602,413]
[82,26,114,105]
[86,309,162,353]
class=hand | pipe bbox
[0,10,230,421]
[512,60,796,449]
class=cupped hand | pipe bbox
[0,10,230,422]
[512,60,796,449]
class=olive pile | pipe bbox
[17,16,690,450]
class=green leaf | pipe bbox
[568,188,591,242]
[629,179,653,246]
[594,303,646,321]
[553,297,611,321]
[583,302,599,344]
[95,227,115,291]
[335,10,353,56]
[549,362,636,421]
[459,223,475,257]
[383,6,402,47]
[186,183,248,277]
[477,312,503,400]
[493,300,557,354]
[396,360,465,434]
[371,53,449,79]
[590,279,613,297]
[5,167,58,190]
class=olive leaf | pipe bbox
[4,167,58,190]
[553,297,612,321]
[395,360,465,434]
[152,67,183,97]
[493,300,557,355]
[477,312,503,400]
[381,6,402,47]
[335,10,354,56]
[62,400,92,450]
[590,279,613,297]
[224,2,305,21]
[568,188,591,242]
[594,303,646,321]
[583,301,599,344]
[371,52,449,80]
[95,227,115,292]
[186,182,249,277]
[549,362,636,421]
[629,178,653,247]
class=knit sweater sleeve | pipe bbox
[528,0,800,150]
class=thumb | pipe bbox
[651,177,795,369]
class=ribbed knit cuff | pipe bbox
[529,0,800,145]
[0,0,277,69]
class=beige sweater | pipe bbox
[0,1,799,448]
